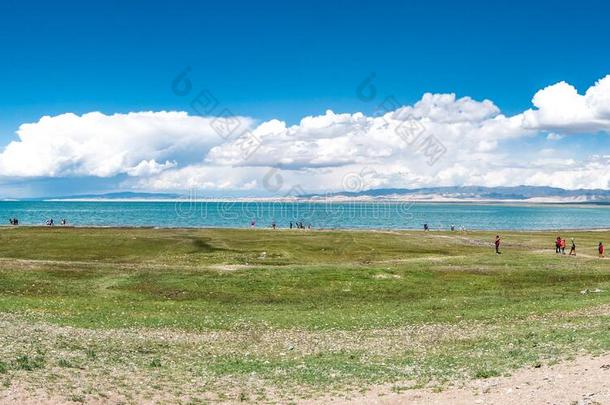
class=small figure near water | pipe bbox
[46,218,54,226]
[450,224,455,231]
[423,223,429,231]
[289,221,293,229]
[555,236,561,254]
[560,238,566,254]
[60,219,67,226]
[9,218,18,225]
[495,235,501,254]
[599,242,605,258]
[271,220,276,230]
[250,219,256,228]
[569,238,576,256]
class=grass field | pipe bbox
[0,227,609,403]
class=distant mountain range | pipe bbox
[24,186,610,203]
[40,192,182,201]
[307,186,610,203]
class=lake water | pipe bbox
[0,201,609,230]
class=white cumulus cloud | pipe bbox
[2,75,610,194]
[521,75,610,133]
[0,111,252,178]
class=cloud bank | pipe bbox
[1,75,610,195]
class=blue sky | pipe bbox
[1,0,610,197]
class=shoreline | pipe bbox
[2,224,610,232]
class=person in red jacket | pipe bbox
[555,236,561,254]
[599,242,605,258]
[495,235,501,254]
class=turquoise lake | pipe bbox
[0,201,609,230]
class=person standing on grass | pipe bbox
[569,238,576,256]
[495,235,501,254]
[599,242,605,258]
[560,238,566,254]
[555,236,561,253]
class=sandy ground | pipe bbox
[4,354,608,404]
[312,353,610,405]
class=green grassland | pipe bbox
[0,227,609,403]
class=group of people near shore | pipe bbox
[45,218,67,226]
[494,234,605,258]
[555,236,576,256]
[250,220,311,230]
[554,236,604,258]
[554,236,576,255]
[8,218,69,226]
[424,223,466,232]
[289,221,310,229]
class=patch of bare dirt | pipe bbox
[532,249,606,260]
[307,353,610,404]
[208,263,257,271]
